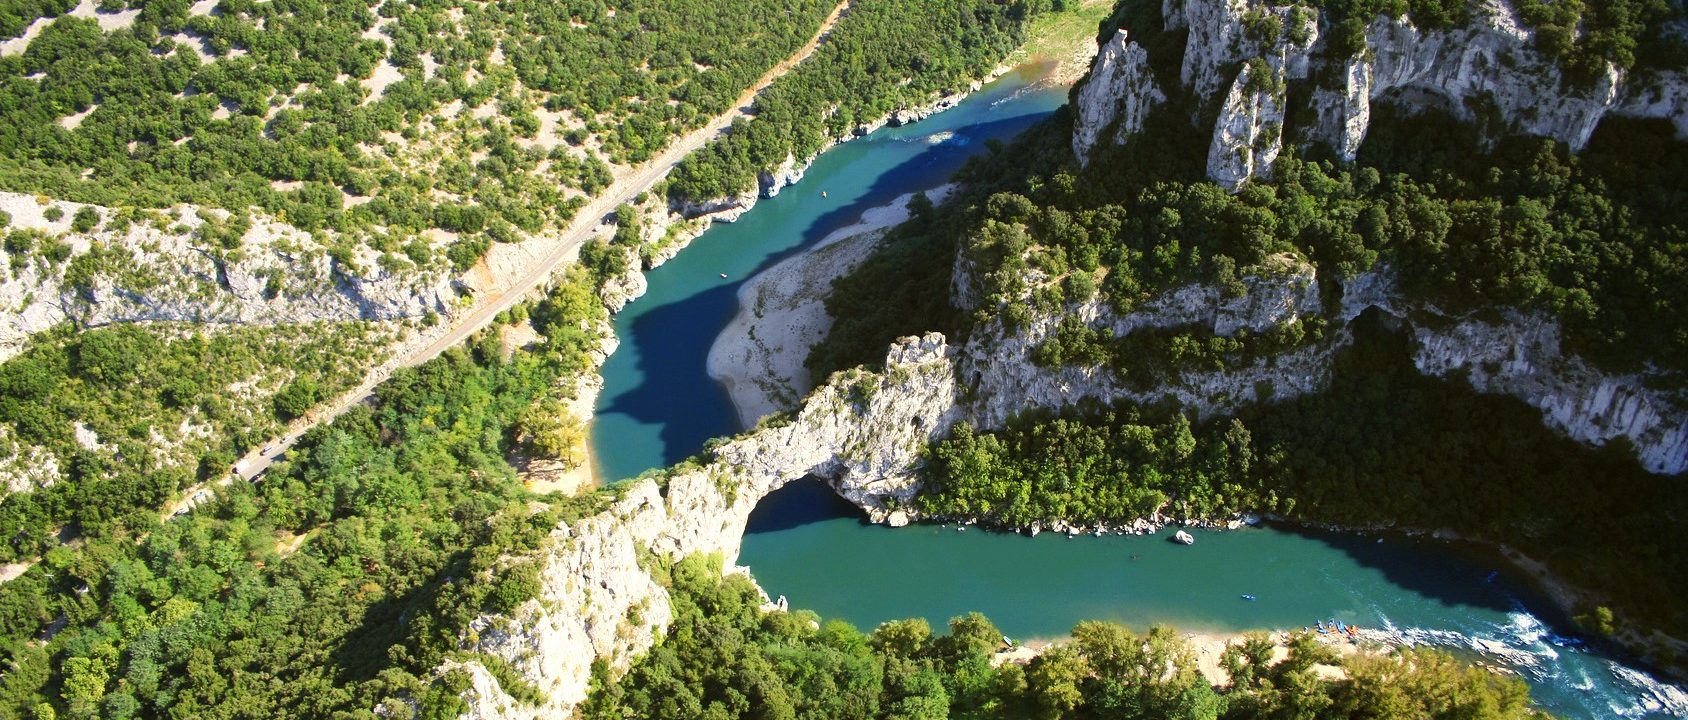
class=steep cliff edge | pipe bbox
[446,334,958,718]
[1056,0,1688,473]
[1076,0,1687,188]
[1071,30,1166,164]
[0,193,458,363]
[959,255,1331,429]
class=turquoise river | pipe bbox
[591,63,1687,718]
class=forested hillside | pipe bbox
[806,0,1688,671]
[0,1,1071,716]
[0,267,616,717]
[1,0,836,252]
[667,0,1065,203]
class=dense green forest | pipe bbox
[0,321,387,562]
[0,268,614,718]
[813,50,1688,385]
[666,0,1063,204]
[585,553,1547,720]
[0,0,834,252]
[918,313,1688,652]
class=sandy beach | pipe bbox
[707,185,957,428]
[995,628,1361,687]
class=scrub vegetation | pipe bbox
[666,0,1066,204]
[0,321,390,560]
[586,554,1547,720]
[0,268,614,718]
[0,0,836,253]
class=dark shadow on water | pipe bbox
[745,476,865,534]
[741,111,1054,281]
[596,108,1058,480]
[1271,521,1576,627]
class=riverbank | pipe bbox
[998,628,1370,687]
[708,185,957,427]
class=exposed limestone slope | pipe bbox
[1308,2,1688,163]
[447,334,958,718]
[1411,309,1688,475]
[1071,30,1165,164]
[0,192,456,362]
[1205,61,1289,191]
[1079,0,1688,188]
[959,255,1329,428]
[955,244,1687,474]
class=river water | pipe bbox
[591,64,1687,719]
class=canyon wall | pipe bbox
[1076,0,1688,188]
[0,192,457,363]
[447,334,958,718]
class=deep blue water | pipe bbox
[588,64,1688,719]
[591,63,1068,481]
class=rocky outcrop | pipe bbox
[1411,310,1688,475]
[673,187,760,223]
[758,153,807,198]
[1206,61,1286,191]
[961,255,1332,429]
[0,426,58,495]
[596,244,649,313]
[1166,0,1319,104]
[0,193,457,362]
[957,243,1687,473]
[1307,0,1685,161]
[1086,0,1688,185]
[1071,30,1165,165]
[448,334,959,717]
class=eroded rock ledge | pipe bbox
[1074,0,1688,191]
[447,334,958,719]
[0,193,458,363]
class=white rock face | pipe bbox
[758,153,807,198]
[959,252,1687,474]
[1176,0,1318,103]
[1308,1,1687,162]
[1411,311,1688,475]
[1206,62,1285,191]
[962,255,1330,429]
[1071,30,1166,165]
[673,187,760,223]
[0,193,456,362]
[596,244,649,313]
[449,334,959,717]
[1087,0,1687,181]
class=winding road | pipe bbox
[170,0,856,513]
[0,2,855,584]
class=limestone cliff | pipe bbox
[1071,30,1165,164]
[956,251,1687,474]
[960,255,1331,428]
[1078,0,1688,188]
[1308,3,1688,163]
[1205,61,1288,191]
[447,334,958,718]
[1410,309,1688,475]
[0,193,457,362]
